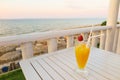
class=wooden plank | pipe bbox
[30,59,53,80]
[20,60,42,80]
[43,58,76,80]
[36,59,64,80]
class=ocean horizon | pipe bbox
[0,18,107,37]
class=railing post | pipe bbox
[116,28,120,54]
[81,33,89,42]
[105,0,120,51]
[113,28,119,52]
[100,30,106,49]
[92,32,99,47]
[47,38,57,53]
[66,36,74,48]
[21,42,33,59]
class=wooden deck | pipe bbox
[20,47,120,80]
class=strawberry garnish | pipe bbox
[78,35,83,41]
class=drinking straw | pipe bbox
[86,25,104,47]
[86,25,93,47]
[90,34,104,38]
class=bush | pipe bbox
[101,21,107,26]
[101,21,119,26]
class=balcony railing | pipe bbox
[0,25,120,59]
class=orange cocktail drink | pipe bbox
[75,43,90,69]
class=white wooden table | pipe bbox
[20,47,120,80]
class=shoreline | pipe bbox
[0,24,101,37]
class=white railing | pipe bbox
[116,25,120,53]
[0,26,111,46]
[0,25,120,59]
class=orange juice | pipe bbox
[75,43,90,69]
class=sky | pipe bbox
[0,0,119,19]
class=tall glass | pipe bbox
[75,42,90,73]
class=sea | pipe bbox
[0,18,106,37]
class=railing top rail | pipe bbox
[0,26,111,46]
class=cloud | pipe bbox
[65,0,109,9]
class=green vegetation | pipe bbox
[0,68,25,80]
[101,21,107,26]
[97,43,100,48]
[101,21,119,26]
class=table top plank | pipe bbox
[90,53,120,70]
[43,58,76,80]
[91,48,120,65]
[36,59,64,80]
[30,59,53,80]
[89,58,120,77]
[20,60,42,80]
